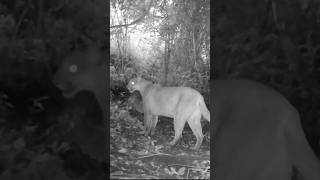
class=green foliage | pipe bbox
[110,0,210,94]
[0,0,105,93]
[213,0,320,150]
[0,92,12,119]
[0,0,106,179]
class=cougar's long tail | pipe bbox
[199,95,210,122]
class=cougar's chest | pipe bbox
[143,91,178,117]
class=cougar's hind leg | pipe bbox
[169,99,190,147]
[169,115,187,146]
[187,110,203,150]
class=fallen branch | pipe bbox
[135,152,173,159]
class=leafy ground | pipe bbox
[0,91,106,180]
[109,98,210,179]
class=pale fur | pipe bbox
[127,76,210,150]
[213,80,320,180]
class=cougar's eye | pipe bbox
[69,64,78,73]
[131,81,135,85]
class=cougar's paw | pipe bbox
[144,131,149,136]
[168,140,177,146]
[144,128,152,136]
[150,129,155,136]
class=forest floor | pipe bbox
[110,98,210,179]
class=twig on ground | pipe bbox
[168,164,197,168]
[135,152,174,159]
[110,173,159,179]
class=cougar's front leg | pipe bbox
[150,115,158,135]
[144,112,153,136]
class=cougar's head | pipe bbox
[53,53,82,98]
[127,76,142,93]
[53,47,105,98]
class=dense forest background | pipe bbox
[0,0,319,179]
[110,0,210,98]
[0,0,106,179]
[213,0,320,158]
[110,0,210,179]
